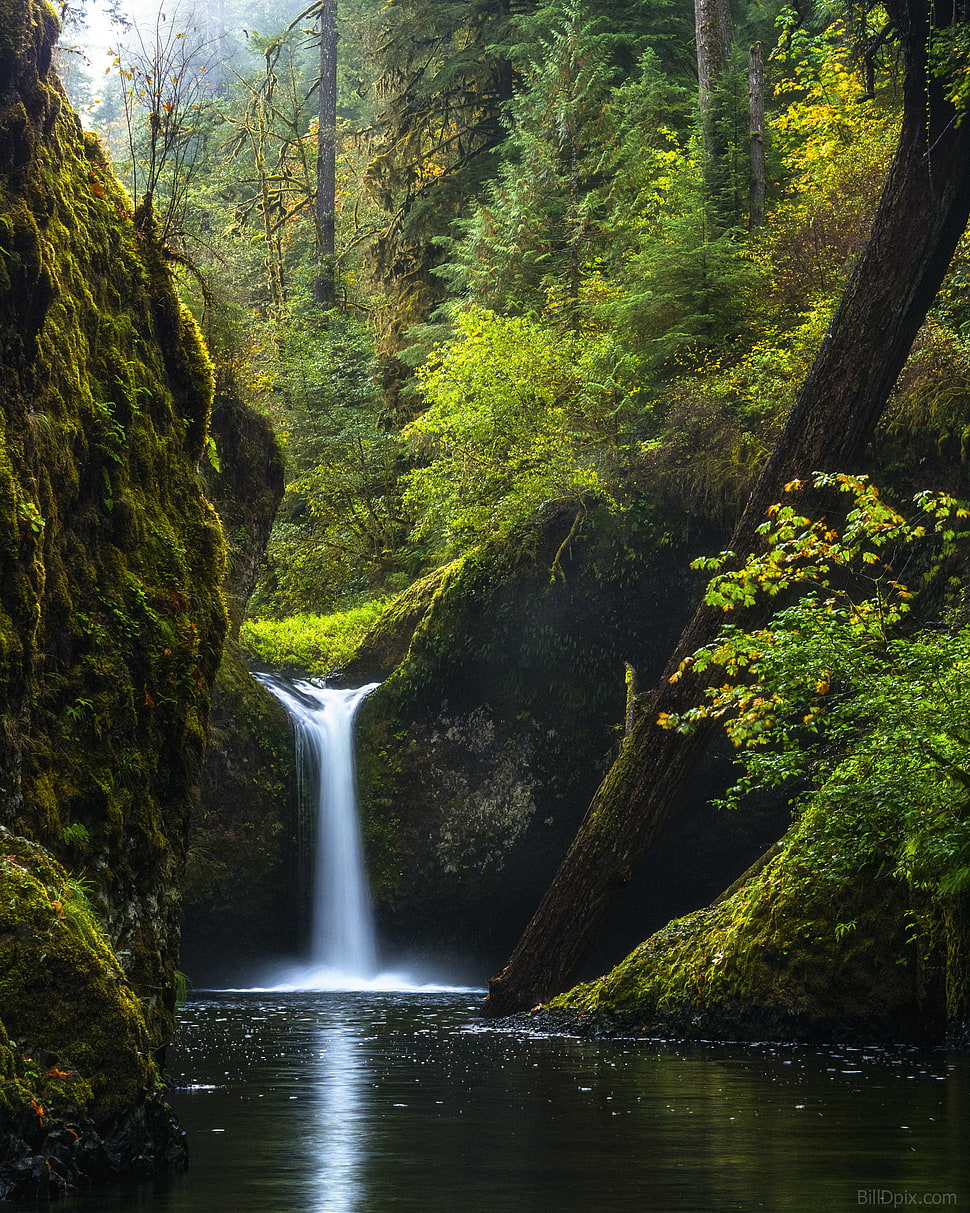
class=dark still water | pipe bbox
[36,991,970,1212]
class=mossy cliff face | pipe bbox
[542,801,954,1044]
[348,504,785,967]
[0,0,227,1191]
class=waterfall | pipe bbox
[258,677,379,984]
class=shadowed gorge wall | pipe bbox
[184,371,291,985]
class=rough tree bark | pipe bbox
[314,0,337,307]
[695,0,733,112]
[748,41,766,228]
[695,0,733,188]
[485,0,970,1017]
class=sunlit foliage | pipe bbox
[661,475,970,893]
[239,601,390,673]
[402,307,639,556]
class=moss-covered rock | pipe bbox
[0,0,226,1024]
[348,502,786,968]
[541,801,950,1044]
[0,829,184,1199]
[339,562,456,681]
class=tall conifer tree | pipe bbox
[358,0,518,405]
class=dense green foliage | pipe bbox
[402,307,637,557]
[247,310,406,616]
[73,0,967,619]
[663,475,970,896]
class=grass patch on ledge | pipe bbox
[239,601,391,675]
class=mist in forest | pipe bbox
[59,0,299,117]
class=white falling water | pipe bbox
[258,677,380,986]
[251,674,481,995]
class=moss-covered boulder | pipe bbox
[540,801,952,1044]
[0,830,184,1198]
[346,503,786,969]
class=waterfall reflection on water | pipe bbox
[312,1024,366,1213]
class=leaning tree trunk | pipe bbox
[695,0,733,206]
[314,0,337,307]
[485,0,970,1017]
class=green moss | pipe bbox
[0,1,55,93]
[239,600,392,676]
[339,561,459,681]
[551,804,941,1041]
[0,831,155,1116]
